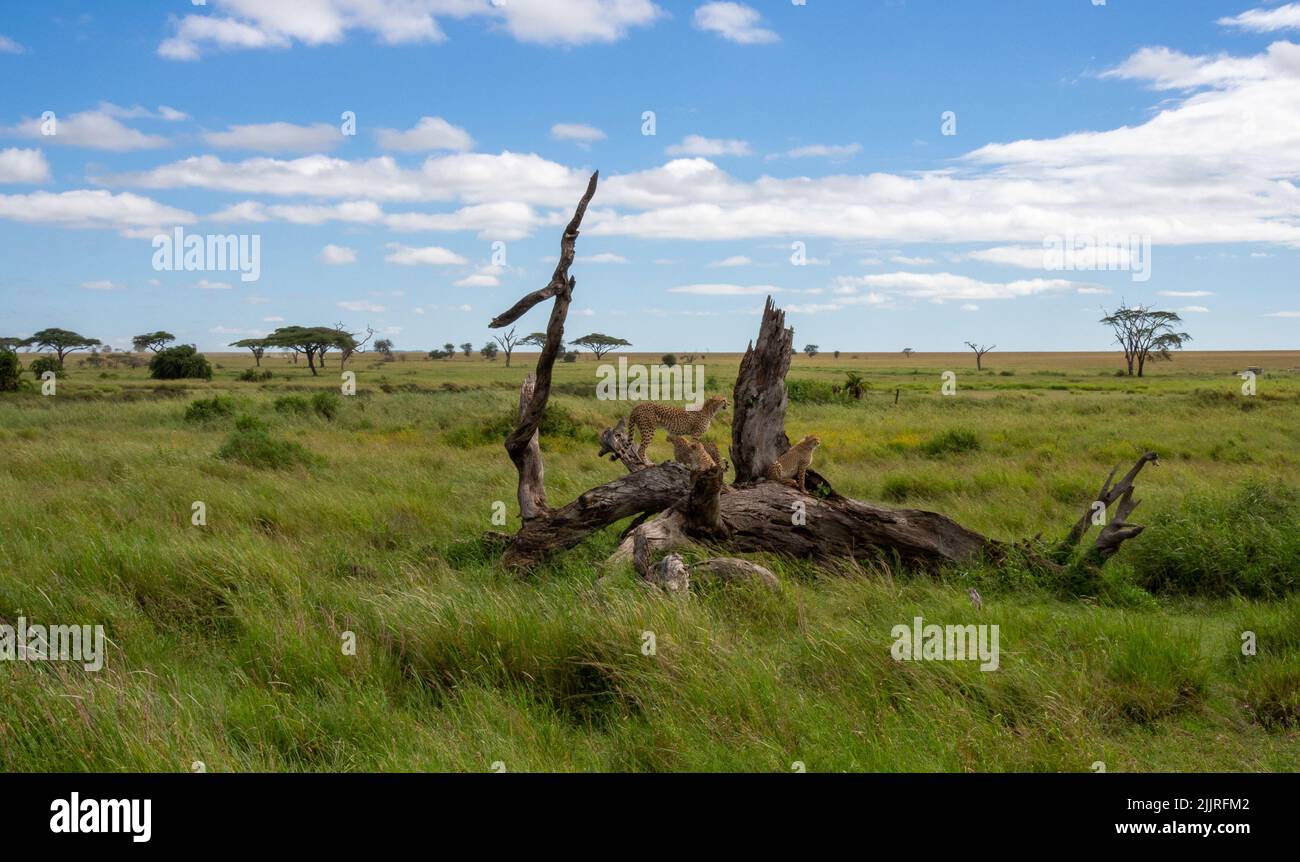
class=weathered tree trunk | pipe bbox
[486,171,1153,583]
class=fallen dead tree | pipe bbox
[489,172,1157,588]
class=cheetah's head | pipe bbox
[801,434,821,449]
[704,396,728,413]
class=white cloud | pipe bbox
[551,123,607,147]
[1218,3,1300,33]
[0,189,194,233]
[383,243,467,266]
[666,135,752,157]
[710,255,752,267]
[338,300,384,312]
[961,304,980,312]
[0,35,25,54]
[668,283,781,296]
[1266,310,1300,317]
[0,148,50,183]
[455,264,505,287]
[891,255,935,266]
[375,116,474,152]
[205,122,341,153]
[834,272,1085,303]
[778,143,861,160]
[195,279,233,290]
[1178,305,1211,313]
[584,252,627,263]
[1158,290,1214,297]
[694,2,778,44]
[1,109,168,151]
[319,243,357,264]
[159,0,663,59]
[264,315,285,322]
[80,280,120,291]
[98,102,190,122]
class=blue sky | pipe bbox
[1,0,1298,353]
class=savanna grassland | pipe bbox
[1,347,1299,772]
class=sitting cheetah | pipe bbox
[667,434,717,472]
[766,434,821,492]
[628,396,728,462]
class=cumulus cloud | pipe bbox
[205,122,342,153]
[375,116,474,152]
[776,143,861,160]
[551,123,607,147]
[693,2,778,44]
[1,109,169,151]
[159,0,663,59]
[1218,3,1300,33]
[669,283,782,296]
[0,189,194,234]
[319,243,357,264]
[0,35,25,54]
[80,280,120,291]
[665,135,752,157]
[0,148,50,183]
[383,243,467,266]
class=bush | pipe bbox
[920,429,981,457]
[446,403,584,448]
[661,353,677,367]
[1127,481,1300,598]
[185,395,236,422]
[217,427,318,469]
[29,356,62,379]
[785,378,840,404]
[0,350,21,392]
[150,345,213,380]
[238,368,273,382]
[563,351,578,363]
[273,395,310,415]
[311,390,342,420]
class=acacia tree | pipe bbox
[1101,304,1192,377]
[264,326,350,376]
[804,344,819,358]
[964,341,995,370]
[374,338,394,360]
[571,333,631,360]
[460,342,473,358]
[132,331,176,353]
[519,332,556,351]
[493,326,524,367]
[22,328,101,368]
[230,337,269,366]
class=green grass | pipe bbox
[0,349,1298,771]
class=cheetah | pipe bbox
[667,434,717,472]
[628,396,727,462]
[766,434,821,492]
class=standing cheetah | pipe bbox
[628,396,727,462]
[766,434,821,492]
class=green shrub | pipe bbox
[311,390,342,420]
[184,395,236,422]
[785,378,840,404]
[235,414,267,432]
[217,427,318,469]
[274,395,310,415]
[29,356,62,379]
[150,345,213,380]
[446,403,584,448]
[1126,481,1300,598]
[0,350,21,392]
[238,368,273,382]
[920,429,981,457]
